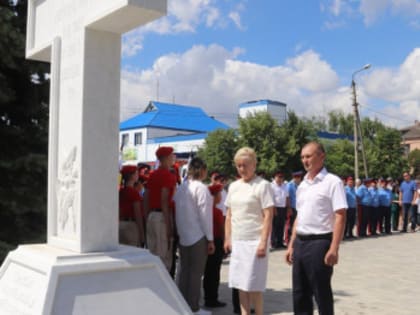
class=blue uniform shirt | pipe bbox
[345,186,357,208]
[378,187,391,207]
[369,187,379,207]
[287,181,298,208]
[356,184,372,206]
[400,180,416,204]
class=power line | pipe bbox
[359,103,415,125]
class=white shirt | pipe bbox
[296,168,347,235]
[271,180,289,207]
[174,179,213,246]
[216,188,227,216]
[225,176,274,240]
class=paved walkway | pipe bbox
[205,232,420,315]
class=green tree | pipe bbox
[327,110,353,136]
[324,139,354,177]
[282,111,317,174]
[238,112,286,176]
[360,118,407,179]
[408,149,420,177]
[0,0,50,262]
[197,128,238,178]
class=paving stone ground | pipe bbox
[203,231,420,315]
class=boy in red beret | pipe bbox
[144,146,177,272]
[203,184,227,308]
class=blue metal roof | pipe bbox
[239,99,287,109]
[317,131,354,141]
[147,132,208,144]
[120,101,229,132]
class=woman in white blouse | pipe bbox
[174,157,215,315]
[224,147,274,315]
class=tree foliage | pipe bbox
[200,111,315,179]
[408,149,420,177]
[200,109,407,182]
[324,140,354,177]
[0,0,49,262]
[197,128,238,177]
[238,112,285,176]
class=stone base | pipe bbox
[0,244,192,315]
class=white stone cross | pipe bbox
[26,0,166,253]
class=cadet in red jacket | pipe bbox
[144,146,177,271]
[119,165,145,247]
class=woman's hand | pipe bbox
[256,240,267,257]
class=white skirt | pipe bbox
[228,239,269,292]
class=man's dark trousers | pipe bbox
[359,205,370,236]
[271,207,287,247]
[293,237,334,315]
[402,203,416,232]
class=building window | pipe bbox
[134,132,142,145]
[121,133,129,147]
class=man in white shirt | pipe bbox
[285,141,347,315]
[271,171,290,249]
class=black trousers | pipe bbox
[359,205,370,236]
[344,207,356,237]
[203,238,224,303]
[370,206,379,235]
[293,237,334,315]
[272,207,287,247]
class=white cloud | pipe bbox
[365,48,420,102]
[359,0,390,25]
[120,45,343,126]
[121,44,420,129]
[228,11,244,30]
[321,0,420,28]
[122,0,246,57]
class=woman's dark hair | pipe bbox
[188,157,207,179]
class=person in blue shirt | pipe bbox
[356,178,372,237]
[399,172,419,232]
[286,171,303,244]
[377,178,392,234]
[368,180,380,235]
[344,176,357,238]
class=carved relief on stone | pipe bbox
[57,147,78,235]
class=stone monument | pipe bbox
[0,0,191,314]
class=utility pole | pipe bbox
[351,79,359,180]
[351,64,371,180]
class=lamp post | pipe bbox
[351,64,371,180]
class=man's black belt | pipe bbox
[151,208,162,212]
[297,232,332,241]
[120,217,135,221]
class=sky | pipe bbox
[120,0,420,129]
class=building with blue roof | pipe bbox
[120,99,353,164]
[119,101,229,163]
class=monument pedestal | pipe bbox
[0,244,192,315]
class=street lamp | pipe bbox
[351,64,371,180]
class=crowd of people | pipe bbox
[118,143,420,315]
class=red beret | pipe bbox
[156,146,174,159]
[346,176,353,181]
[208,184,223,195]
[120,165,137,175]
